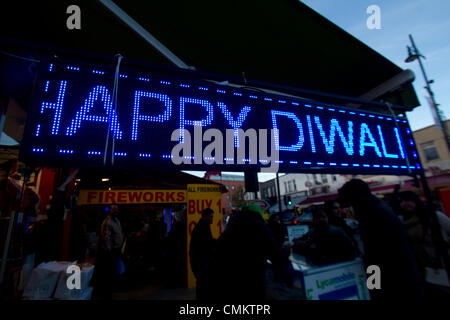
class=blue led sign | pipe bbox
[20,59,421,174]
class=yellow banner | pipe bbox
[78,189,186,205]
[186,184,223,289]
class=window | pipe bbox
[231,185,235,190]
[333,175,337,182]
[421,141,439,162]
[321,174,328,184]
[284,182,288,193]
[226,195,230,199]
[292,180,297,191]
[314,174,320,185]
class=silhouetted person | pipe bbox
[190,208,215,300]
[91,205,124,299]
[69,207,88,262]
[396,191,450,299]
[338,179,424,300]
[146,211,165,270]
[166,210,187,287]
[292,207,357,265]
[397,192,442,275]
[268,214,287,248]
[324,199,360,254]
[211,205,287,300]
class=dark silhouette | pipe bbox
[189,208,215,300]
[324,199,361,254]
[68,207,88,262]
[395,191,450,299]
[268,214,287,248]
[292,207,357,265]
[396,191,442,274]
[91,205,124,299]
[146,211,166,270]
[210,205,287,300]
[338,179,424,300]
[166,210,187,287]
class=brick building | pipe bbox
[204,172,245,215]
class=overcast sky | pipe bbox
[186,0,450,183]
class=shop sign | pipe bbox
[302,258,370,300]
[78,189,186,205]
[20,59,421,175]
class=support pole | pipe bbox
[0,211,16,285]
[408,34,450,153]
[99,0,193,70]
[276,173,282,217]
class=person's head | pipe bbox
[312,207,329,229]
[324,200,341,218]
[201,208,214,224]
[338,179,371,208]
[241,204,264,223]
[398,191,422,215]
[109,204,119,218]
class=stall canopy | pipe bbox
[1,0,419,115]
[76,168,227,193]
[1,0,423,176]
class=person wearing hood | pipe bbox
[210,204,287,300]
[338,179,424,300]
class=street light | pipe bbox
[405,46,420,63]
[405,34,450,279]
[405,34,450,152]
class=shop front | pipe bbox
[3,1,445,301]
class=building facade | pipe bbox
[413,120,450,176]
[205,173,246,214]
[260,173,347,201]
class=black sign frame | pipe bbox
[20,57,422,176]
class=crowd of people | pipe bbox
[190,204,293,300]
[53,178,450,301]
[89,205,188,298]
[189,179,450,301]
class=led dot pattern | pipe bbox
[66,85,123,139]
[132,91,172,141]
[40,80,67,135]
[22,61,420,175]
